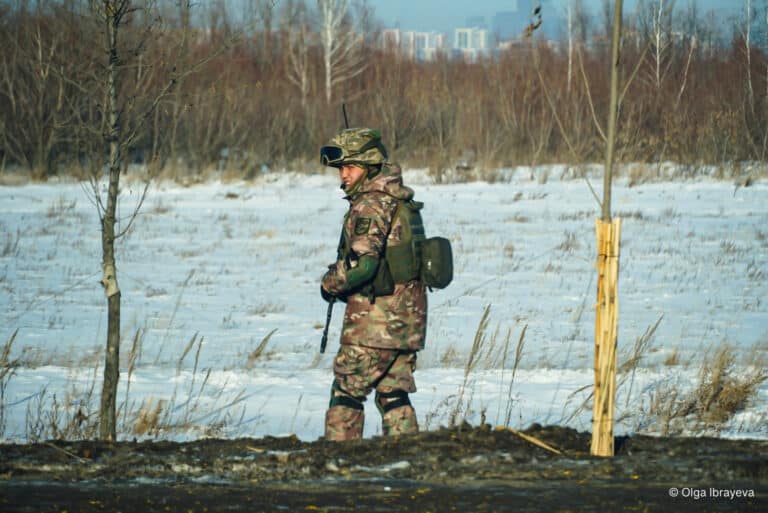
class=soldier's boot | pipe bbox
[325,390,365,442]
[376,391,419,436]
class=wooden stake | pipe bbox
[592,218,621,457]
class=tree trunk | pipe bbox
[746,0,755,115]
[99,3,122,442]
[567,0,573,94]
[602,0,622,222]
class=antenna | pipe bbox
[342,103,350,129]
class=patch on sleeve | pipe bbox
[354,217,372,235]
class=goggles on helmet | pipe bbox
[321,137,383,167]
[320,145,345,166]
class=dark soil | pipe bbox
[1,424,766,512]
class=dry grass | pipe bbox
[0,330,20,434]
[134,398,166,437]
[1,228,21,257]
[2,327,249,441]
[245,329,277,369]
[501,324,527,427]
[641,345,767,435]
[436,305,529,430]
[449,304,491,427]
[556,231,580,253]
[664,348,680,367]
[45,196,77,219]
[24,366,100,442]
[690,346,767,424]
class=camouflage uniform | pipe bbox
[321,129,427,442]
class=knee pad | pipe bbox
[329,381,365,410]
[375,390,412,414]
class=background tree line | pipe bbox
[1,0,766,181]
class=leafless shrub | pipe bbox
[23,365,100,442]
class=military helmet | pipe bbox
[320,128,388,168]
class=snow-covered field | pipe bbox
[1,167,766,442]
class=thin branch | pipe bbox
[619,39,652,109]
[534,60,602,210]
[577,45,607,143]
[123,32,242,150]
[115,178,151,239]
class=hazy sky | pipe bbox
[372,0,743,34]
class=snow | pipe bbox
[1,168,766,442]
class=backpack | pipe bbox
[340,199,453,298]
[386,200,453,291]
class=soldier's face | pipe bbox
[339,164,366,190]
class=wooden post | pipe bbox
[592,217,621,456]
[592,0,624,457]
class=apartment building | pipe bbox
[380,28,447,61]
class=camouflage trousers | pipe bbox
[325,344,419,442]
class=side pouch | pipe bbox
[420,237,453,289]
[370,258,395,297]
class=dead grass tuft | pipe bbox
[1,228,21,257]
[556,231,580,253]
[690,346,767,424]
[134,398,166,437]
[1,330,20,435]
[245,329,277,369]
[642,345,767,435]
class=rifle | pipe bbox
[319,103,351,354]
[320,297,336,354]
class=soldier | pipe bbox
[320,128,428,442]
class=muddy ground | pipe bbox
[0,424,766,512]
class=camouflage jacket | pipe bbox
[322,163,427,351]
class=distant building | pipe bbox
[453,27,489,62]
[380,28,447,61]
[381,28,402,52]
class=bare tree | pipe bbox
[90,0,132,441]
[317,0,365,105]
[0,5,81,179]
[566,0,573,93]
[646,0,676,90]
[284,2,313,110]
[80,0,243,439]
[743,0,755,114]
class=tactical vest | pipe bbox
[338,199,426,296]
